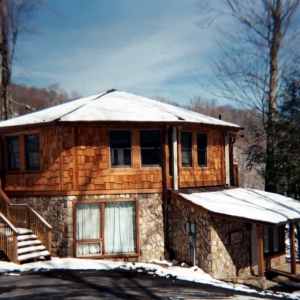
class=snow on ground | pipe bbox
[0,258,300,299]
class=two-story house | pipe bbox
[0,89,299,280]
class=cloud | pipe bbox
[12,0,219,104]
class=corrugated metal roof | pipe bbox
[177,188,300,225]
[0,90,241,129]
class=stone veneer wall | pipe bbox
[211,218,251,278]
[168,197,251,278]
[10,193,164,261]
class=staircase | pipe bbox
[17,228,51,263]
[0,189,52,264]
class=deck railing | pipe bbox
[0,189,52,257]
[0,213,19,263]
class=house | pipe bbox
[0,89,299,280]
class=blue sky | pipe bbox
[12,0,220,105]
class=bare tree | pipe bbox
[0,0,42,120]
[198,0,300,192]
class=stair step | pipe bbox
[18,245,46,255]
[16,228,33,235]
[18,239,41,248]
[17,234,37,241]
[18,250,50,262]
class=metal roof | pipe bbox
[0,89,241,129]
[174,187,300,225]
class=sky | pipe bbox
[12,0,221,105]
[0,258,297,299]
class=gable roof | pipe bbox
[0,89,241,130]
[172,187,300,226]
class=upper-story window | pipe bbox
[7,136,20,171]
[197,133,208,167]
[140,130,161,167]
[181,131,192,167]
[110,131,131,168]
[25,134,40,171]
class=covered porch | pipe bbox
[170,186,300,278]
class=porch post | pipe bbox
[256,225,265,276]
[289,223,296,275]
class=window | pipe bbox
[181,131,192,167]
[75,201,136,257]
[25,134,40,170]
[197,133,208,167]
[140,130,161,166]
[7,136,20,171]
[264,225,284,256]
[110,131,131,168]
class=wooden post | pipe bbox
[13,233,18,263]
[256,225,265,277]
[47,230,52,254]
[289,223,296,275]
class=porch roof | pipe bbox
[0,89,241,130]
[173,187,300,226]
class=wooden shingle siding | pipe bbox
[4,126,164,193]
[178,127,225,188]
[4,125,225,193]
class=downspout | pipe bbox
[224,132,230,186]
[172,126,178,190]
[162,126,168,251]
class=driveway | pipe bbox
[0,269,284,299]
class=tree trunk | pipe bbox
[265,0,282,193]
[0,0,9,120]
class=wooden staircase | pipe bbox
[17,228,51,263]
[0,189,52,264]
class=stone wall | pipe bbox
[10,193,164,262]
[211,218,251,278]
[168,196,251,278]
[168,198,213,274]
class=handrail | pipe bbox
[0,212,19,234]
[0,188,12,204]
[0,213,19,263]
[0,188,53,256]
[10,204,52,229]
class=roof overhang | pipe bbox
[169,187,300,227]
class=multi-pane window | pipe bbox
[7,136,20,171]
[25,134,40,170]
[197,133,208,167]
[264,225,284,256]
[140,130,161,166]
[110,131,131,168]
[181,131,192,167]
[75,201,136,257]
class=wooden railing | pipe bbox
[10,205,52,252]
[0,213,19,263]
[0,189,52,256]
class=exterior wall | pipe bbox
[10,193,164,262]
[4,125,164,193]
[178,127,225,188]
[168,197,251,278]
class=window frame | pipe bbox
[180,131,193,168]
[140,130,162,167]
[6,135,21,172]
[197,133,208,168]
[74,198,139,258]
[263,225,285,258]
[5,132,40,173]
[109,130,132,168]
[24,133,40,171]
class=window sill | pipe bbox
[76,253,140,259]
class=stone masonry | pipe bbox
[168,197,251,279]
[10,193,164,262]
